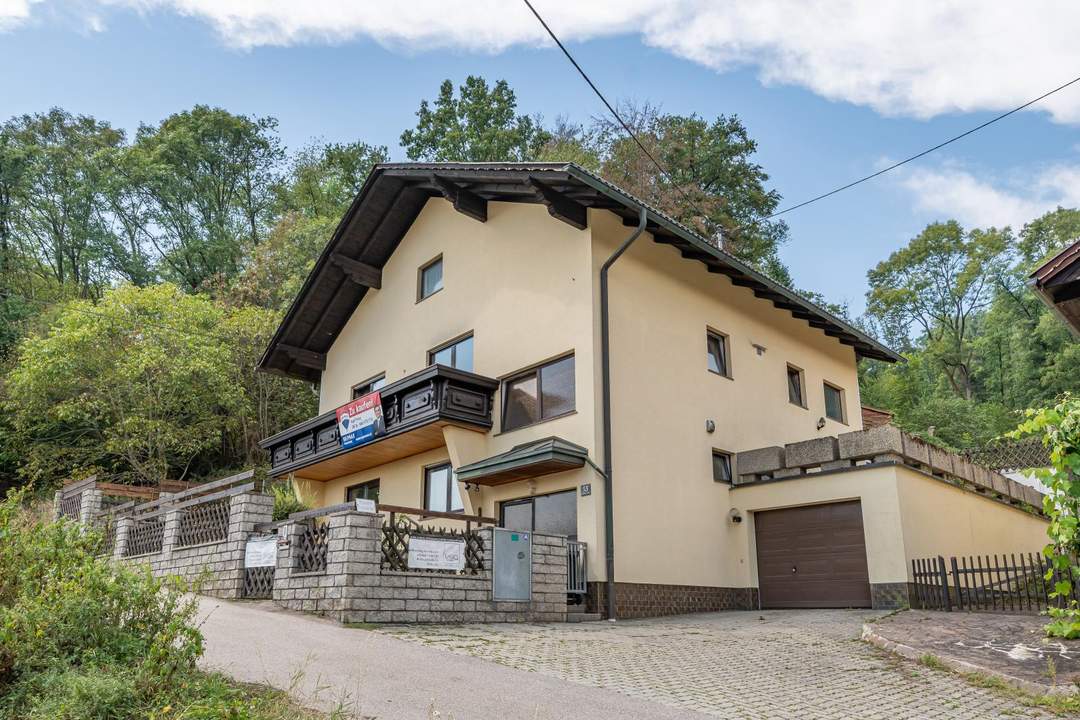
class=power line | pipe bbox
[521,0,1080,233]
[765,73,1080,220]
[520,0,715,234]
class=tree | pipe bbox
[400,77,550,162]
[594,103,792,283]
[125,106,283,292]
[4,284,315,488]
[4,109,124,298]
[272,140,388,219]
[866,221,1008,400]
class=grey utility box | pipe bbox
[492,527,532,601]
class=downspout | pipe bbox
[600,206,647,621]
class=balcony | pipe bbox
[260,365,498,481]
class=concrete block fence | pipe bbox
[274,511,568,624]
[113,491,274,599]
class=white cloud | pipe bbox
[899,164,1080,230]
[0,0,35,30]
[8,1,1080,124]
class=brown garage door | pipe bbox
[754,501,872,609]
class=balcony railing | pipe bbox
[260,364,498,479]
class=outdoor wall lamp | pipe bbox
[705,419,716,433]
[816,417,827,430]
[728,508,743,524]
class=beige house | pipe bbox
[259,163,1048,618]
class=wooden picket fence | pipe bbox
[912,553,1080,613]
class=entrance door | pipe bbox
[500,490,577,539]
[754,501,871,609]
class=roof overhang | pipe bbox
[456,436,589,486]
[1031,239,1080,339]
[259,162,900,381]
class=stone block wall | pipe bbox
[275,511,567,623]
[734,426,1046,517]
[114,491,273,599]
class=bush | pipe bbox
[271,482,308,521]
[0,491,325,720]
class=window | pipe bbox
[706,330,730,377]
[787,365,805,407]
[429,334,473,372]
[418,255,443,301]
[502,354,575,432]
[424,463,463,513]
[712,451,733,483]
[824,382,846,423]
[500,490,578,540]
[345,479,380,504]
[352,374,387,399]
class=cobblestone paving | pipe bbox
[377,610,1054,719]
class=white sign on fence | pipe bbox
[354,498,376,514]
[408,535,466,572]
[244,535,278,568]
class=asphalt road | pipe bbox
[197,597,708,720]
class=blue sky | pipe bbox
[3,1,1080,315]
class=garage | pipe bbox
[754,500,872,609]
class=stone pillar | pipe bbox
[222,491,273,598]
[329,511,381,623]
[53,491,63,521]
[79,488,104,528]
[529,533,568,623]
[161,508,182,560]
[114,516,133,560]
[273,520,305,604]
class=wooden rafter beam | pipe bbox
[278,343,326,371]
[431,174,487,222]
[329,253,382,289]
[527,177,588,230]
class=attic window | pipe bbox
[418,255,443,301]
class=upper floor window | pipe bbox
[352,373,387,399]
[429,334,473,372]
[345,479,380,504]
[824,382,846,423]
[502,354,575,432]
[712,450,733,483]
[424,463,463,513]
[787,364,806,408]
[418,255,443,301]
[706,330,730,377]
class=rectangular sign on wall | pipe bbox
[336,392,384,450]
[244,535,278,568]
[408,535,466,572]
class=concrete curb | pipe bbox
[861,622,1078,697]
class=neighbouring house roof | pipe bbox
[259,162,901,382]
[455,436,589,486]
[860,405,894,429]
[1031,239,1080,338]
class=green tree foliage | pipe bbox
[125,106,283,292]
[401,76,551,162]
[4,284,314,489]
[861,209,1080,449]
[1011,394,1080,638]
[594,103,792,282]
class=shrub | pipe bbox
[271,482,308,521]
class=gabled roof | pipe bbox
[1031,239,1080,337]
[259,162,900,381]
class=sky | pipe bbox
[2,1,1080,315]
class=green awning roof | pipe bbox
[456,436,589,486]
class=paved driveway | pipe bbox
[378,610,1054,719]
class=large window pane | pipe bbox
[503,373,539,430]
[425,465,450,512]
[534,491,577,540]
[787,367,804,406]
[420,257,443,299]
[707,333,728,376]
[540,356,575,419]
[432,346,453,366]
[449,469,463,512]
[346,480,380,503]
[824,384,844,422]
[502,500,532,532]
[430,335,473,372]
